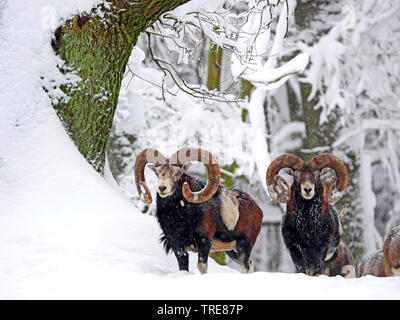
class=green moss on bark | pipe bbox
[240,79,253,122]
[206,42,223,91]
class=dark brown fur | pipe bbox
[235,193,263,246]
[197,206,216,240]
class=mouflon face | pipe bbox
[294,166,320,200]
[148,163,191,198]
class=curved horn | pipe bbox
[266,154,305,203]
[134,148,166,204]
[309,153,348,203]
[169,148,220,203]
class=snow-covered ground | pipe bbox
[0,0,399,299]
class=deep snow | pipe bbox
[0,0,399,299]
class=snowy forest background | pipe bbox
[0,0,400,298]
[107,0,400,271]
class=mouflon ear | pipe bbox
[181,162,192,172]
[283,168,294,176]
[320,167,332,176]
[313,170,320,178]
[147,164,158,175]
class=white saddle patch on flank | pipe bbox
[219,189,240,231]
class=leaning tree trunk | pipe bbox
[52,0,190,174]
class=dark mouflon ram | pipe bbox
[134,148,263,274]
[266,153,351,276]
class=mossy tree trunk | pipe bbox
[53,0,190,174]
[299,83,322,161]
[294,1,366,264]
[338,151,365,264]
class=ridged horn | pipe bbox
[309,153,347,203]
[266,154,305,203]
[134,148,166,204]
[169,148,220,203]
